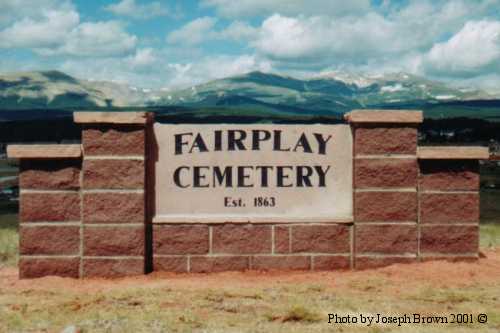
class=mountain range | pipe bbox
[0,70,499,120]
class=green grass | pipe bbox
[480,224,500,248]
[0,213,17,267]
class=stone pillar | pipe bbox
[417,147,488,261]
[74,112,152,278]
[8,145,82,278]
[346,110,423,269]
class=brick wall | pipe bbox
[7,110,489,278]
[16,147,82,278]
[348,111,421,269]
[153,223,352,272]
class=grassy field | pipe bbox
[0,209,499,332]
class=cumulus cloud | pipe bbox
[167,17,217,45]
[0,3,137,57]
[0,8,79,48]
[0,0,70,26]
[105,0,170,20]
[424,20,500,77]
[41,21,137,57]
[201,0,370,18]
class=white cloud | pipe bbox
[0,0,69,26]
[252,14,399,61]
[0,8,79,48]
[43,21,137,57]
[167,18,258,45]
[167,17,217,45]
[201,0,370,18]
[0,3,137,57]
[424,20,500,77]
[127,48,157,69]
[166,54,272,88]
[216,21,258,41]
[105,0,170,20]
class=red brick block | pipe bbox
[212,225,271,254]
[420,193,479,223]
[20,226,80,255]
[420,225,478,254]
[19,258,80,279]
[355,256,417,269]
[355,158,417,188]
[291,225,350,253]
[83,159,144,189]
[153,256,188,273]
[354,125,417,155]
[20,193,80,222]
[153,225,209,255]
[419,160,479,191]
[190,256,249,273]
[20,160,80,190]
[313,255,350,270]
[355,191,417,222]
[82,125,145,156]
[84,226,144,256]
[83,192,144,223]
[355,224,417,254]
[274,226,290,253]
[82,258,144,278]
[252,255,310,270]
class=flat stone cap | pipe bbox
[7,144,82,159]
[74,112,153,124]
[345,110,423,123]
[418,146,489,160]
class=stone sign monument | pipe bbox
[7,110,490,278]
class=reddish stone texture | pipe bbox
[291,225,350,253]
[419,160,479,191]
[190,256,249,273]
[420,225,479,254]
[355,191,417,222]
[212,225,272,254]
[153,225,209,255]
[313,255,350,270]
[83,192,144,223]
[420,193,479,223]
[153,256,188,273]
[274,226,290,253]
[84,226,144,256]
[82,125,145,156]
[420,255,478,263]
[355,158,417,188]
[355,256,417,269]
[356,224,417,254]
[252,255,310,270]
[354,125,417,155]
[20,193,80,222]
[19,258,80,279]
[83,159,144,189]
[82,258,144,278]
[20,226,80,255]
[20,160,80,190]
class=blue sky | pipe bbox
[1,0,499,92]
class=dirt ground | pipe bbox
[1,248,500,332]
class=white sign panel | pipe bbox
[153,124,353,223]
